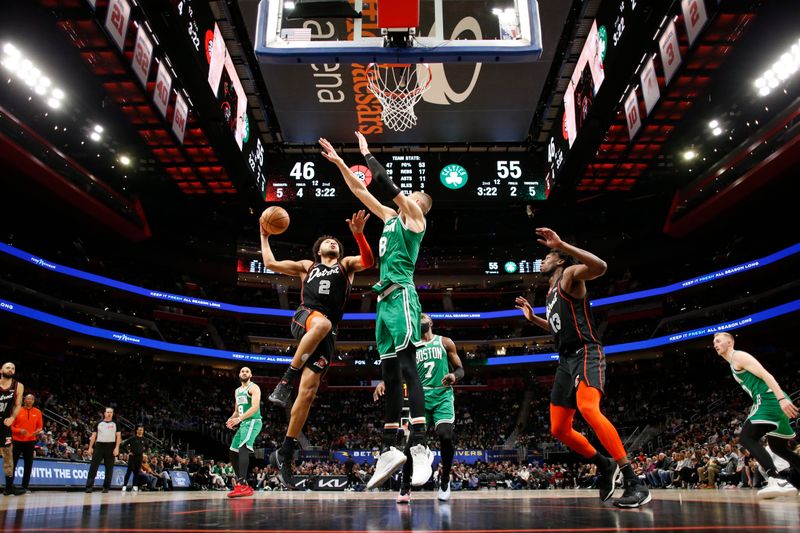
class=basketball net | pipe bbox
[367,63,433,132]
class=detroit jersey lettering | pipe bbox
[301,262,351,325]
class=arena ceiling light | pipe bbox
[754,38,800,96]
[682,149,697,161]
[89,131,101,142]
[2,42,66,109]
[119,155,132,166]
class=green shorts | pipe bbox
[375,284,421,358]
[230,419,263,452]
[425,389,455,429]
[748,393,795,439]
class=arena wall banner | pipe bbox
[1,241,797,319]
[0,458,128,488]
[333,449,488,465]
[486,449,521,464]
[290,475,349,491]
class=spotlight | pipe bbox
[90,131,101,142]
[759,86,770,96]
[51,88,64,100]
[47,97,60,109]
[93,124,104,133]
[119,155,132,166]
[682,150,697,161]
[708,119,719,129]
[3,43,20,58]
[712,127,722,136]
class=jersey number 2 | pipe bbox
[319,280,331,295]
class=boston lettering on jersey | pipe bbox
[301,262,351,325]
[416,336,449,390]
[545,276,601,354]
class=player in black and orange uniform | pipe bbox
[1,362,25,496]
[515,228,650,508]
[261,210,374,488]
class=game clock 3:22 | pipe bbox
[265,153,547,203]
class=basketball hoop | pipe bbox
[367,63,433,132]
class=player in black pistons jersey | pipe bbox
[515,228,650,508]
[1,362,25,496]
[260,210,374,488]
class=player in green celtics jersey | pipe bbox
[224,366,262,498]
[320,133,434,490]
[713,332,800,498]
[374,313,464,503]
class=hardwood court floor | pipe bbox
[1,488,798,532]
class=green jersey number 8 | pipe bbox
[379,236,388,257]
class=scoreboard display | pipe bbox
[485,259,543,275]
[266,153,547,203]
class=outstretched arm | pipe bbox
[260,227,313,278]
[442,337,465,386]
[515,296,550,331]
[341,210,375,275]
[535,228,606,298]
[355,132,425,232]
[319,137,396,222]
[733,351,798,419]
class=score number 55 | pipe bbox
[496,160,522,179]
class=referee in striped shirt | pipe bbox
[85,407,121,493]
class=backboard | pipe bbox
[248,0,564,143]
[255,0,542,64]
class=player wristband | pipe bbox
[354,232,374,268]
[777,397,787,402]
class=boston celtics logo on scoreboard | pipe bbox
[440,164,468,190]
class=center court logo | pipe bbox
[440,164,468,189]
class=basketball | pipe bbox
[260,206,290,235]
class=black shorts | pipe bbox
[1,425,11,447]
[550,344,606,409]
[290,306,336,374]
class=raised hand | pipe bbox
[535,227,563,249]
[347,209,370,234]
[355,131,370,155]
[319,137,343,165]
[514,296,535,322]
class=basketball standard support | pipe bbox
[254,0,543,64]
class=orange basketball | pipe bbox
[260,206,290,235]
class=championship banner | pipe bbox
[658,20,682,85]
[640,56,660,115]
[624,90,642,140]
[681,0,708,46]
[132,26,154,88]
[172,93,189,143]
[104,0,131,52]
[153,61,173,118]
